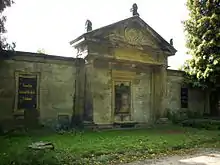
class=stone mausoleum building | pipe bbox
[0,4,209,129]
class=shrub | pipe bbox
[181,119,220,130]
[166,109,188,124]
[185,111,202,119]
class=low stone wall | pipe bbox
[166,69,206,115]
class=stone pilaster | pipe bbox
[153,65,167,119]
[160,65,167,117]
[73,58,85,123]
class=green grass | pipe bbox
[0,125,220,165]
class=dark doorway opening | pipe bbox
[209,90,220,117]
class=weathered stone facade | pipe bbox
[167,70,206,115]
[0,16,208,129]
[0,51,84,127]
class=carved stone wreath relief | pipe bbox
[108,26,156,47]
[124,27,145,45]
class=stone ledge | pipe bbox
[156,118,171,124]
[114,121,138,128]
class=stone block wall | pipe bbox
[0,51,80,127]
[166,69,205,114]
[133,70,153,123]
[0,50,208,128]
[91,68,112,124]
[166,70,184,112]
[89,62,153,125]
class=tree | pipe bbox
[0,0,15,50]
[182,0,220,89]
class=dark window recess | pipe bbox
[181,87,188,108]
[114,83,131,114]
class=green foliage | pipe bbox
[166,109,189,124]
[185,110,203,119]
[70,114,84,131]
[167,110,181,124]
[0,0,16,50]
[182,0,220,89]
[0,126,220,164]
[182,119,220,130]
[166,109,203,124]
[2,150,60,165]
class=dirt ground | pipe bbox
[124,148,220,165]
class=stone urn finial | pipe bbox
[85,20,92,32]
[130,3,139,16]
[170,38,173,46]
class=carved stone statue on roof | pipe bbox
[85,20,92,32]
[130,3,139,16]
[170,38,173,46]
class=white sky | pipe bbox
[4,0,191,69]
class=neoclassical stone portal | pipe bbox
[71,15,179,126]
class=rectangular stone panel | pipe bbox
[17,74,37,110]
